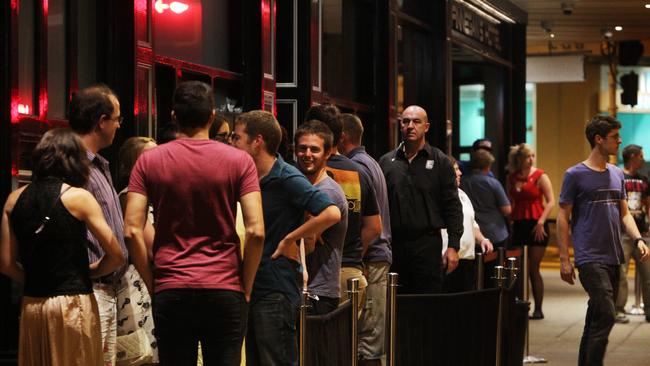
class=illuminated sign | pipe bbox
[154,0,189,14]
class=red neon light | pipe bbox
[18,104,31,115]
[155,0,188,14]
[42,0,48,15]
[12,163,19,177]
[39,91,48,118]
[11,0,18,11]
[170,2,189,14]
[10,98,20,124]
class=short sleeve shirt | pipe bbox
[347,146,392,264]
[254,156,334,306]
[326,154,379,269]
[559,163,625,266]
[307,176,348,299]
[624,172,650,233]
[460,171,510,243]
[129,139,260,293]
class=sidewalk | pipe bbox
[527,268,650,365]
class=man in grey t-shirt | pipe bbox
[557,115,649,366]
[295,120,349,315]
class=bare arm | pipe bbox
[123,192,153,293]
[532,174,556,242]
[537,174,556,223]
[556,203,576,284]
[621,199,649,262]
[472,221,493,254]
[500,204,512,216]
[63,188,125,278]
[239,191,265,302]
[272,205,341,260]
[121,191,155,261]
[360,214,381,257]
[0,188,26,282]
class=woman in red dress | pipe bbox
[507,144,555,319]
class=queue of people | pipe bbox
[1,80,649,366]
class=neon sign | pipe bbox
[154,0,189,14]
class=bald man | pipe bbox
[378,105,463,294]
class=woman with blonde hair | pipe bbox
[0,128,124,365]
[117,136,159,365]
[506,143,555,320]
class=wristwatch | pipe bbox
[635,237,647,246]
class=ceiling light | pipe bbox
[615,26,623,31]
[646,4,650,9]
[550,33,555,38]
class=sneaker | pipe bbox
[615,312,630,324]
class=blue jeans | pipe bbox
[246,292,298,366]
[153,289,247,366]
[577,263,620,366]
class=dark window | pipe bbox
[47,0,67,119]
[322,0,375,104]
[18,0,36,115]
[77,0,97,88]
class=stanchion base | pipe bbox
[523,355,548,363]
[626,306,645,316]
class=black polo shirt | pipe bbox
[378,143,463,250]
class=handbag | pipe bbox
[115,328,154,366]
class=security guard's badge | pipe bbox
[425,160,434,169]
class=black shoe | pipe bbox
[530,311,544,320]
[645,315,650,323]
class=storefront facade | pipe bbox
[0,0,526,360]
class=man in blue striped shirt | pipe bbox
[69,85,135,365]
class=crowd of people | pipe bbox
[1,81,649,366]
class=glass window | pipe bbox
[276,0,295,84]
[154,0,242,72]
[525,83,536,149]
[459,84,485,147]
[18,0,36,115]
[77,0,97,88]
[396,0,432,23]
[47,0,67,119]
[321,0,375,103]
[396,22,432,113]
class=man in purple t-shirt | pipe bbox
[557,115,649,366]
[125,81,265,366]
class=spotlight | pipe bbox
[646,4,650,9]
[615,26,623,31]
[601,28,613,39]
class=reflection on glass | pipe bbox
[18,0,36,115]
[154,0,242,72]
[48,0,67,118]
[459,84,485,147]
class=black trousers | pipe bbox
[391,233,443,294]
[153,289,247,366]
[577,263,619,366]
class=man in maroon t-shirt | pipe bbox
[124,81,265,366]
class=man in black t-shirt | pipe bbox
[616,144,650,322]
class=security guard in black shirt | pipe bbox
[378,105,463,294]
